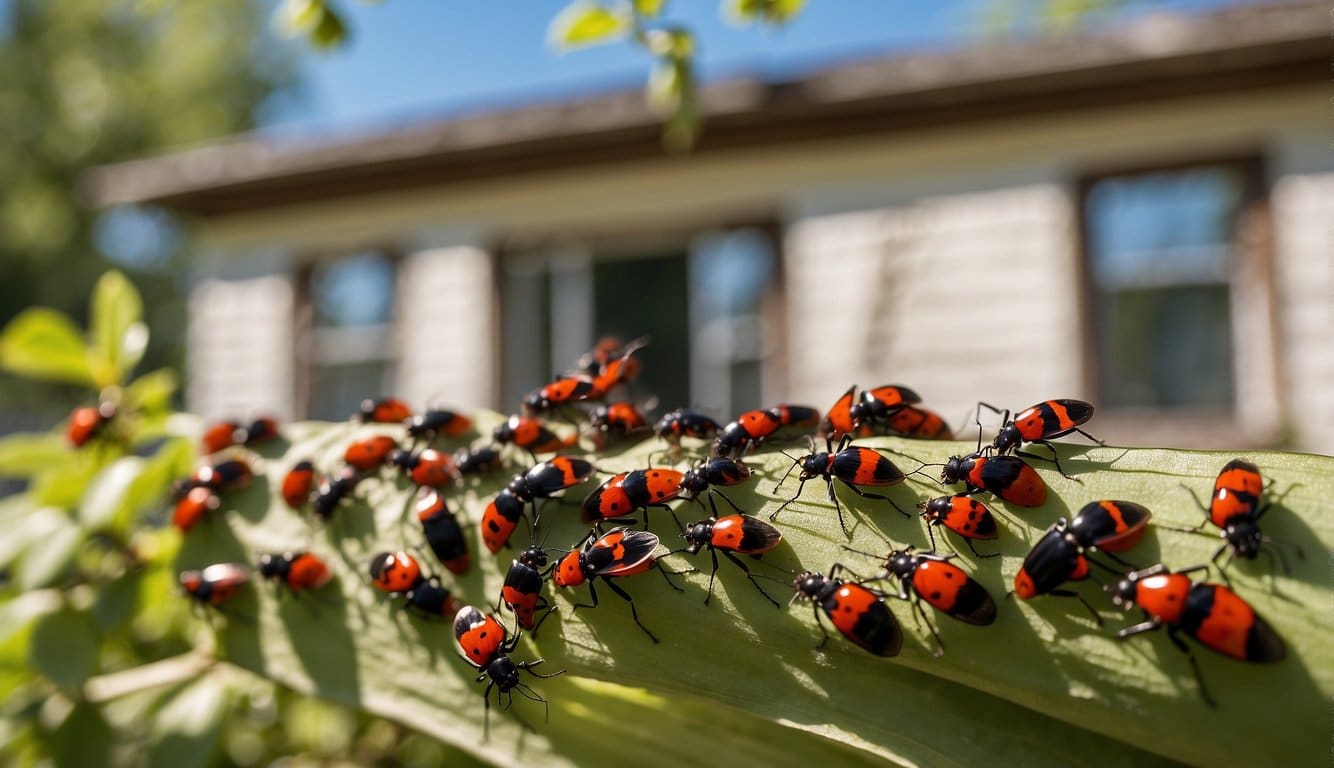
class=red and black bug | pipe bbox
[552,526,683,643]
[391,447,458,488]
[939,453,1047,508]
[359,397,413,424]
[67,403,116,447]
[481,457,595,553]
[281,460,315,510]
[887,405,953,440]
[498,544,557,631]
[770,435,908,536]
[677,456,752,518]
[453,606,564,739]
[588,337,648,397]
[522,375,597,415]
[405,408,472,441]
[653,408,721,454]
[580,467,685,524]
[820,384,921,439]
[676,514,783,606]
[311,467,363,521]
[180,563,249,607]
[1178,458,1303,584]
[917,494,998,558]
[712,404,821,459]
[258,551,332,593]
[455,444,504,477]
[981,398,1100,477]
[416,489,470,574]
[577,336,628,376]
[790,564,901,657]
[201,420,244,455]
[848,545,995,655]
[1012,500,1152,624]
[173,487,219,533]
[492,415,570,459]
[587,401,651,446]
[369,550,461,619]
[1110,563,1286,706]
[344,435,399,471]
[172,457,255,501]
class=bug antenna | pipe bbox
[840,544,886,561]
[772,454,802,493]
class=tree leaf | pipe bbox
[30,609,101,695]
[185,416,1330,766]
[146,674,228,768]
[89,270,146,386]
[0,308,93,385]
[49,702,113,768]
[15,508,85,590]
[0,432,74,478]
[125,368,179,414]
[79,457,147,531]
[633,0,666,17]
[723,0,807,26]
[549,1,631,50]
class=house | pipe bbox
[87,1,1333,453]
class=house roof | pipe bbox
[85,1,1326,217]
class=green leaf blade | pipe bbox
[549,1,632,50]
[181,416,1330,766]
[90,270,146,386]
[0,308,94,385]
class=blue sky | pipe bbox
[265,0,1244,136]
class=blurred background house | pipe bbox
[86,0,1332,453]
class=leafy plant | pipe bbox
[2,273,1328,767]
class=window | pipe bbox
[500,228,780,417]
[1082,161,1263,416]
[295,251,398,420]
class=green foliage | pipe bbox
[0,0,289,420]
[3,273,1329,767]
[176,415,1327,766]
[549,1,633,49]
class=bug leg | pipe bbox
[769,478,808,524]
[826,479,851,538]
[710,489,746,516]
[529,601,559,636]
[1019,442,1077,481]
[721,550,781,608]
[655,558,690,591]
[567,580,600,614]
[1072,427,1105,446]
[1167,626,1217,707]
[839,480,910,518]
[1050,588,1103,626]
[912,596,945,657]
[811,604,831,651]
[965,537,999,559]
[704,548,720,606]
[604,578,658,643]
[1209,544,1235,588]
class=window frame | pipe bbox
[1073,152,1280,448]
[292,246,404,420]
[492,217,787,414]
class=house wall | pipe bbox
[186,84,1333,453]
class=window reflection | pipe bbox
[1086,167,1244,411]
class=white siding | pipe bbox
[1272,173,1334,454]
[187,276,294,420]
[394,245,494,409]
[785,185,1082,421]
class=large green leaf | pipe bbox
[180,416,1330,766]
[0,308,94,385]
[0,432,74,478]
[89,270,147,386]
